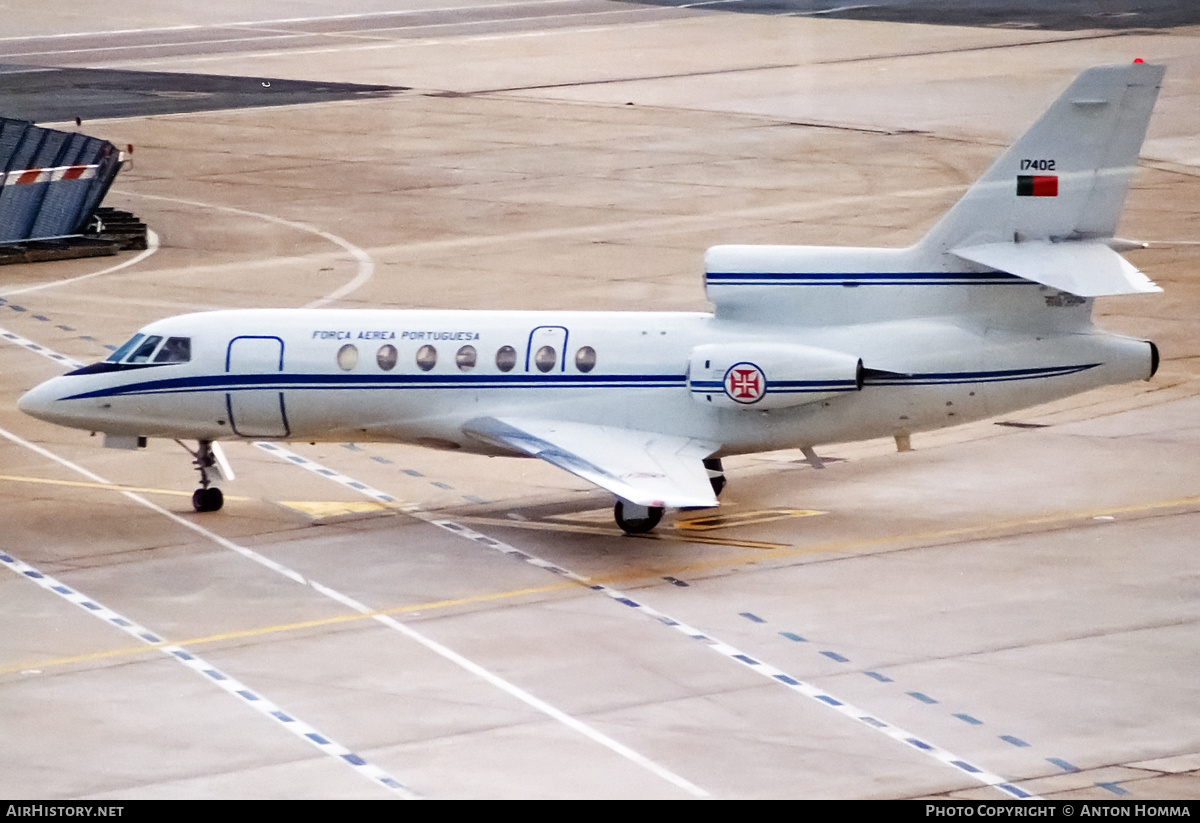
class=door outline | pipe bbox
[525,325,569,373]
[225,335,290,438]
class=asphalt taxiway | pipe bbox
[1,0,1198,800]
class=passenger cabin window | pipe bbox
[456,345,476,371]
[416,345,437,372]
[337,344,358,371]
[496,345,516,373]
[575,346,596,373]
[534,345,556,373]
[153,337,191,363]
[127,335,163,364]
[377,344,398,371]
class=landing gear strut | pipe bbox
[179,439,225,512]
[614,500,664,534]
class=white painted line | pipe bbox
[115,191,374,307]
[0,549,417,798]
[0,2,602,43]
[255,441,1041,800]
[0,230,161,298]
[0,347,707,799]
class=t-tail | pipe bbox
[704,62,1165,326]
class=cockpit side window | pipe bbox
[106,334,145,363]
[153,337,191,363]
[126,335,163,364]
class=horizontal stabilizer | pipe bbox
[950,240,1160,297]
[462,417,719,508]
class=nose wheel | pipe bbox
[178,439,230,512]
[192,486,224,513]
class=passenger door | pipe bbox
[225,335,290,438]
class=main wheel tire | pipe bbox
[192,487,224,513]
[614,500,663,534]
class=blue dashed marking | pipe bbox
[860,716,886,728]
[773,674,800,686]
[907,738,934,751]
[1097,782,1128,796]
[271,711,294,723]
[780,632,806,642]
[1000,785,1032,799]
[23,571,43,579]
[370,456,392,464]
[51,585,71,594]
[81,601,100,610]
[464,495,487,504]
[204,669,227,680]
[739,612,766,623]
[864,671,892,682]
[908,691,938,704]
[432,481,453,490]
[820,651,849,663]
[815,695,843,706]
[237,690,260,701]
[615,597,639,607]
[954,713,983,725]
[733,654,759,665]
[342,753,367,766]
[172,651,193,660]
[952,760,981,773]
[402,469,423,477]
[1047,758,1079,773]
[1000,735,1029,748]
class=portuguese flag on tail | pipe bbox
[1017,175,1058,197]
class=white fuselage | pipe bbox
[18,306,1154,458]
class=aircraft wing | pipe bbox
[462,417,719,508]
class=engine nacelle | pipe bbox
[688,343,863,410]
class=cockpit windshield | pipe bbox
[106,333,145,363]
[104,334,191,365]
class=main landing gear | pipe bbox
[613,458,727,535]
[178,439,230,513]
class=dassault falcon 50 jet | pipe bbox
[19,63,1165,533]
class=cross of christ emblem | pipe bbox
[724,363,766,403]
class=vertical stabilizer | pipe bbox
[920,63,1165,254]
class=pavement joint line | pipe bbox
[256,440,1039,800]
[0,549,418,798]
[0,424,708,799]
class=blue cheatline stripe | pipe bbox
[60,361,1101,403]
[706,271,1029,287]
[690,379,859,396]
[0,551,418,798]
[253,441,1041,801]
[61,371,688,401]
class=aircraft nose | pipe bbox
[18,378,65,423]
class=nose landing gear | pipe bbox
[178,439,232,512]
